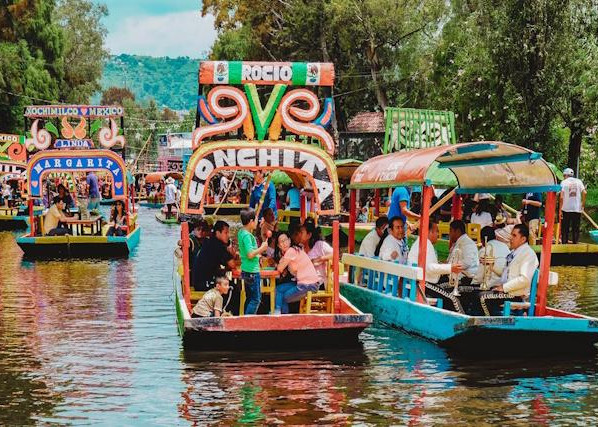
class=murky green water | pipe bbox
[1,209,598,425]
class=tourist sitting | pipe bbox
[56,184,75,214]
[191,277,231,318]
[359,216,389,257]
[44,197,71,236]
[491,195,509,220]
[470,198,493,228]
[479,224,539,316]
[357,206,368,223]
[378,216,409,263]
[274,232,320,314]
[192,220,237,291]
[107,200,127,236]
[445,220,479,286]
[472,226,510,287]
[302,218,333,286]
[408,221,464,311]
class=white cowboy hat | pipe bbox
[166,177,175,184]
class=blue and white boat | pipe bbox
[341,141,598,355]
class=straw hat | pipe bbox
[494,213,507,225]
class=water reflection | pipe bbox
[2,213,598,424]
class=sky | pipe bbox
[95,0,217,58]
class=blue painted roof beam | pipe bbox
[437,152,542,169]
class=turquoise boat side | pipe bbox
[106,226,141,252]
[340,283,598,341]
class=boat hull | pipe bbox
[139,201,163,209]
[99,198,115,206]
[155,212,179,225]
[0,216,29,230]
[175,281,371,351]
[16,227,141,259]
[340,282,598,355]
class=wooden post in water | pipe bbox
[181,221,192,310]
[28,199,35,236]
[536,191,556,316]
[417,185,433,303]
[333,220,341,313]
[348,189,356,254]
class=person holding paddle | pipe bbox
[249,170,277,221]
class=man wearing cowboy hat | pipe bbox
[560,167,586,244]
[164,176,178,219]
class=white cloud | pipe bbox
[105,11,217,58]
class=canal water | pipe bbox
[2,209,598,425]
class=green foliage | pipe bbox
[100,54,199,110]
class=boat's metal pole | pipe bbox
[181,221,192,310]
[374,189,380,217]
[333,220,340,313]
[348,189,356,254]
[300,193,306,223]
[536,191,556,316]
[417,185,433,303]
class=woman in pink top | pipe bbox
[301,219,333,285]
[274,232,320,314]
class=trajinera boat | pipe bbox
[341,142,598,355]
[174,60,372,350]
[16,105,140,258]
[0,133,44,229]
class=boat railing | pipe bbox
[343,254,424,302]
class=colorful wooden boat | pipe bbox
[342,141,598,355]
[16,105,140,259]
[155,211,179,225]
[139,200,163,209]
[99,198,115,206]
[174,60,371,351]
[202,203,248,216]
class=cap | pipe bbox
[563,168,574,177]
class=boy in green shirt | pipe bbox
[238,208,268,314]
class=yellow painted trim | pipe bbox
[32,235,109,244]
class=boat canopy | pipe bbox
[349,141,560,194]
[143,171,184,184]
[0,160,26,177]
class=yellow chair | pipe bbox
[438,221,450,239]
[467,223,481,245]
[239,274,277,315]
[302,261,334,314]
[538,222,561,244]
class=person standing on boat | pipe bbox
[164,177,177,219]
[479,224,539,316]
[378,216,409,264]
[560,168,586,244]
[359,216,389,257]
[446,220,479,286]
[408,221,464,312]
[192,220,237,292]
[238,208,269,315]
[249,171,277,221]
[521,191,542,245]
[240,176,249,204]
[86,171,100,213]
[388,186,420,230]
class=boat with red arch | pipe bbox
[340,142,598,355]
[174,60,371,350]
[15,105,140,258]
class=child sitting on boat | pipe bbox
[260,207,278,245]
[191,277,231,318]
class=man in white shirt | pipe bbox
[479,224,539,316]
[164,177,178,219]
[446,220,479,285]
[408,221,464,312]
[378,216,409,264]
[560,168,586,244]
[472,226,510,287]
[358,216,388,257]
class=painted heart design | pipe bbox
[31,181,38,187]
[80,107,88,116]
[115,182,122,189]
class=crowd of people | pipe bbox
[185,206,333,318]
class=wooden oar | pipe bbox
[583,210,598,229]
[254,173,272,219]
[212,171,237,217]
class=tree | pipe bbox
[101,86,136,106]
[55,0,109,103]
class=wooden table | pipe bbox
[233,269,279,315]
[62,216,103,236]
